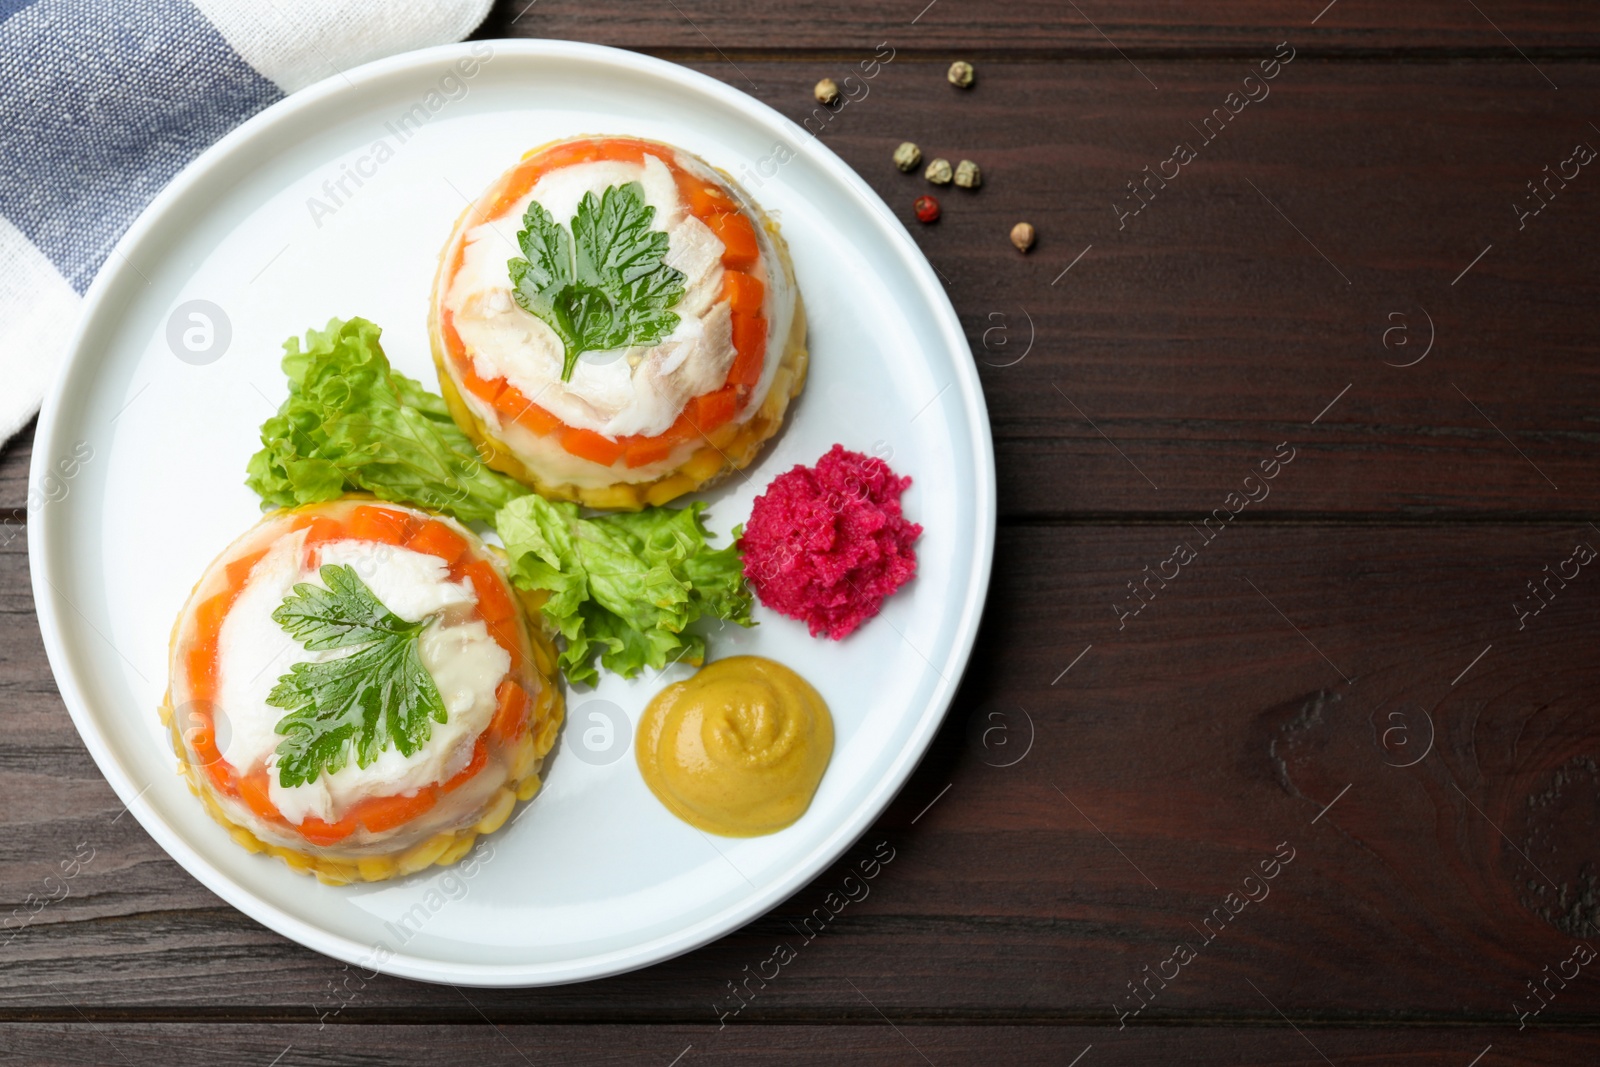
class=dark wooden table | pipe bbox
[5,2,1600,1062]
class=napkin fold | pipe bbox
[0,0,493,445]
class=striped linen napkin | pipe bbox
[0,0,492,445]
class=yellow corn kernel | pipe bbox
[529,634,557,677]
[534,713,560,757]
[543,479,582,504]
[358,855,398,882]
[515,773,543,801]
[644,474,696,507]
[398,834,455,875]
[438,833,477,867]
[474,789,517,835]
[229,827,265,854]
[763,374,793,413]
[681,447,726,482]
[314,863,357,886]
[580,483,645,510]
[281,850,315,873]
[509,733,538,782]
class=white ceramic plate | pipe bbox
[29,40,994,986]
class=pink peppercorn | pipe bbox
[914,195,940,223]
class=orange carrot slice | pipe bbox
[622,433,682,469]
[707,212,760,270]
[585,138,649,165]
[492,139,641,218]
[461,560,515,622]
[485,616,525,674]
[348,505,415,546]
[454,347,508,405]
[530,140,603,169]
[730,313,767,388]
[689,386,739,433]
[193,593,232,641]
[239,768,282,823]
[514,404,563,436]
[621,409,699,468]
[203,760,235,796]
[490,681,530,743]
[300,516,345,548]
[223,548,268,591]
[722,271,765,315]
[185,642,219,703]
[357,788,438,834]
[406,520,469,566]
[561,426,625,467]
[442,738,489,793]
[493,387,562,435]
[679,173,738,217]
[186,720,220,767]
[297,814,358,846]
[184,545,269,799]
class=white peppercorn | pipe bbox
[814,78,840,105]
[954,159,981,189]
[924,158,953,184]
[948,61,975,88]
[893,141,922,172]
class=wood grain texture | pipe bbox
[0,423,29,516]
[724,57,1600,519]
[0,1022,1591,1066]
[7,524,1600,1026]
[0,1023,1593,1067]
[477,0,1600,54]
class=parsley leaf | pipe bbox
[265,564,447,788]
[508,181,687,382]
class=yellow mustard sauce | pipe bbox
[636,656,833,836]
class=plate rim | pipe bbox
[28,37,996,986]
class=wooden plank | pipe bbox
[9,62,1599,518]
[731,57,1600,519]
[477,0,1600,54]
[7,523,1600,1021]
[0,423,29,514]
[0,1022,1587,1065]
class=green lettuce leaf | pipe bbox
[245,317,525,523]
[495,494,753,684]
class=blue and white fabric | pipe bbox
[0,0,491,443]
